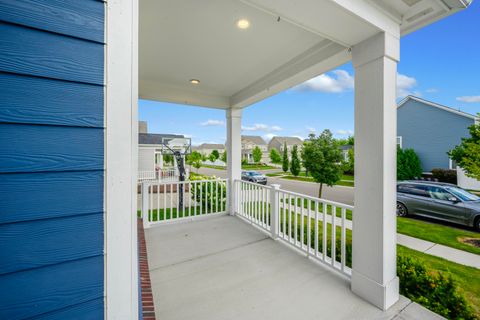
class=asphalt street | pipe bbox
[196,166,354,205]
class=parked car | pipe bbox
[242,171,267,185]
[397,181,480,231]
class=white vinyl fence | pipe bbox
[138,168,189,182]
[139,178,228,227]
[234,179,353,277]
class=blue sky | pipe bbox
[140,2,480,146]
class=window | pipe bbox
[425,186,455,201]
[397,184,429,197]
[396,136,402,149]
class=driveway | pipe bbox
[196,167,354,206]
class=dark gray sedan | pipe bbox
[241,171,267,185]
[397,181,480,231]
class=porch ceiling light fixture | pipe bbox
[236,18,250,29]
[189,79,200,85]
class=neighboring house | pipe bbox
[340,144,354,162]
[138,132,185,172]
[268,136,303,159]
[241,135,268,162]
[397,96,477,172]
[193,143,225,156]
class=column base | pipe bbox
[351,270,399,310]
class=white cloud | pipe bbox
[396,73,419,99]
[426,88,438,93]
[242,123,282,132]
[306,126,316,133]
[456,96,480,103]
[200,119,224,127]
[292,135,305,141]
[296,70,354,93]
[336,129,353,136]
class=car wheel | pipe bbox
[396,202,408,217]
[474,217,480,232]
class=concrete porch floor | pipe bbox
[145,215,443,320]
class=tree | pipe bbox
[301,130,342,198]
[221,150,227,163]
[252,146,263,163]
[188,151,202,173]
[290,145,301,176]
[163,154,173,166]
[208,153,216,163]
[211,149,220,160]
[269,148,282,164]
[282,142,289,172]
[449,119,480,180]
[397,147,422,180]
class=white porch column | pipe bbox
[226,108,242,215]
[351,32,400,310]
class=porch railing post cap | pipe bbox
[271,184,281,189]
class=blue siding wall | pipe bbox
[397,99,475,172]
[0,1,105,318]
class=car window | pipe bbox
[425,186,454,201]
[398,184,429,197]
[445,187,480,201]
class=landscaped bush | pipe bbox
[190,175,227,211]
[431,168,457,184]
[397,147,422,180]
[397,255,475,320]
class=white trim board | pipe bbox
[105,0,139,318]
[397,95,477,121]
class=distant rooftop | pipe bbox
[398,96,477,120]
[270,136,303,145]
[242,135,267,145]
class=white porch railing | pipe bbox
[140,178,228,227]
[234,179,353,277]
[138,168,189,182]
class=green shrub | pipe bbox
[397,147,422,180]
[341,149,354,175]
[190,175,227,211]
[397,255,475,320]
[431,168,457,184]
[290,145,301,176]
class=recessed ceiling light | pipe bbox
[236,18,250,29]
[190,79,200,85]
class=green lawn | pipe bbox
[201,164,226,170]
[281,175,354,187]
[398,245,480,318]
[397,217,480,255]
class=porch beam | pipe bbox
[226,108,242,215]
[351,31,400,310]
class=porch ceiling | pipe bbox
[139,0,469,109]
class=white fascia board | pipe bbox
[398,96,478,121]
[230,41,349,109]
[139,80,230,109]
[330,0,400,37]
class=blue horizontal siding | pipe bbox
[0,124,104,173]
[0,0,106,317]
[398,99,474,171]
[0,171,103,224]
[0,0,104,43]
[35,298,104,320]
[0,256,104,320]
[0,72,103,127]
[0,22,104,85]
[0,213,103,275]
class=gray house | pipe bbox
[397,96,477,172]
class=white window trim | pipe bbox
[105,0,139,318]
[396,136,402,149]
